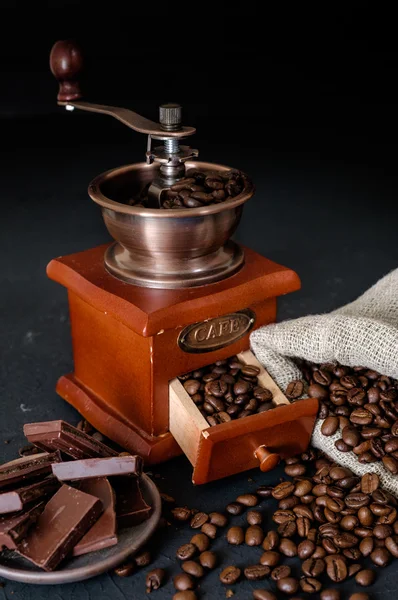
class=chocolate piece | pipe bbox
[0,452,61,490]
[24,420,117,459]
[73,478,117,556]
[0,476,60,514]
[52,455,142,481]
[18,484,102,570]
[112,476,151,527]
[0,501,45,549]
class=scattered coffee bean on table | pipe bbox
[179,356,281,425]
[145,568,166,593]
[219,565,241,584]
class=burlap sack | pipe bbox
[250,268,398,496]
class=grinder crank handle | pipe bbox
[254,445,281,472]
[49,40,196,139]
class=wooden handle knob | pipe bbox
[50,40,83,102]
[254,445,280,472]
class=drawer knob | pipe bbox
[254,445,280,472]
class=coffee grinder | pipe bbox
[47,41,318,484]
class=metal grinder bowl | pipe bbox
[89,161,255,289]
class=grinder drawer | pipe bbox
[169,350,318,484]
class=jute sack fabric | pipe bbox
[250,269,398,496]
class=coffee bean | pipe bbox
[227,526,244,545]
[226,502,244,515]
[190,533,210,552]
[313,546,327,558]
[325,555,347,582]
[201,523,217,539]
[383,455,398,473]
[271,565,291,580]
[285,463,307,477]
[277,577,299,594]
[345,493,370,509]
[313,369,333,386]
[321,417,339,436]
[257,485,273,498]
[254,386,273,401]
[199,551,217,569]
[359,537,374,556]
[146,568,166,592]
[190,512,208,528]
[244,565,271,580]
[135,550,151,568]
[361,473,379,494]
[183,380,201,395]
[173,573,195,591]
[278,520,297,537]
[208,512,227,527]
[358,506,373,526]
[173,592,197,600]
[181,561,204,578]
[300,577,322,593]
[294,479,313,496]
[172,507,192,522]
[348,594,371,600]
[262,531,279,551]
[302,558,325,577]
[245,525,264,545]
[355,569,376,586]
[286,380,304,399]
[350,408,373,426]
[272,481,295,499]
[247,510,262,525]
[260,551,280,567]
[279,538,297,557]
[298,540,315,559]
[344,548,362,561]
[279,496,299,509]
[219,566,241,584]
[253,592,277,600]
[370,546,390,566]
[176,544,197,560]
[273,509,296,524]
[321,590,341,600]
[335,439,351,452]
[114,561,135,577]
[236,493,258,506]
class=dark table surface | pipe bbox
[1,113,398,600]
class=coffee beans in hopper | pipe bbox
[179,355,280,426]
[300,361,398,472]
[161,169,248,209]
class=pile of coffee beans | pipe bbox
[128,169,249,209]
[161,169,248,209]
[301,361,398,472]
[154,447,393,599]
[179,356,280,426]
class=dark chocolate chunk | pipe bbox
[0,476,60,514]
[0,501,45,549]
[0,452,61,490]
[17,484,102,570]
[112,476,151,527]
[52,455,142,481]
[23,420,117,459]
[73,477,117,556]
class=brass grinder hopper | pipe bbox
[50,40,254,289]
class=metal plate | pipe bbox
[0,473,161,585]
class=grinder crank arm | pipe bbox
[59,100,196,139]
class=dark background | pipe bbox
[1,3,398,598]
